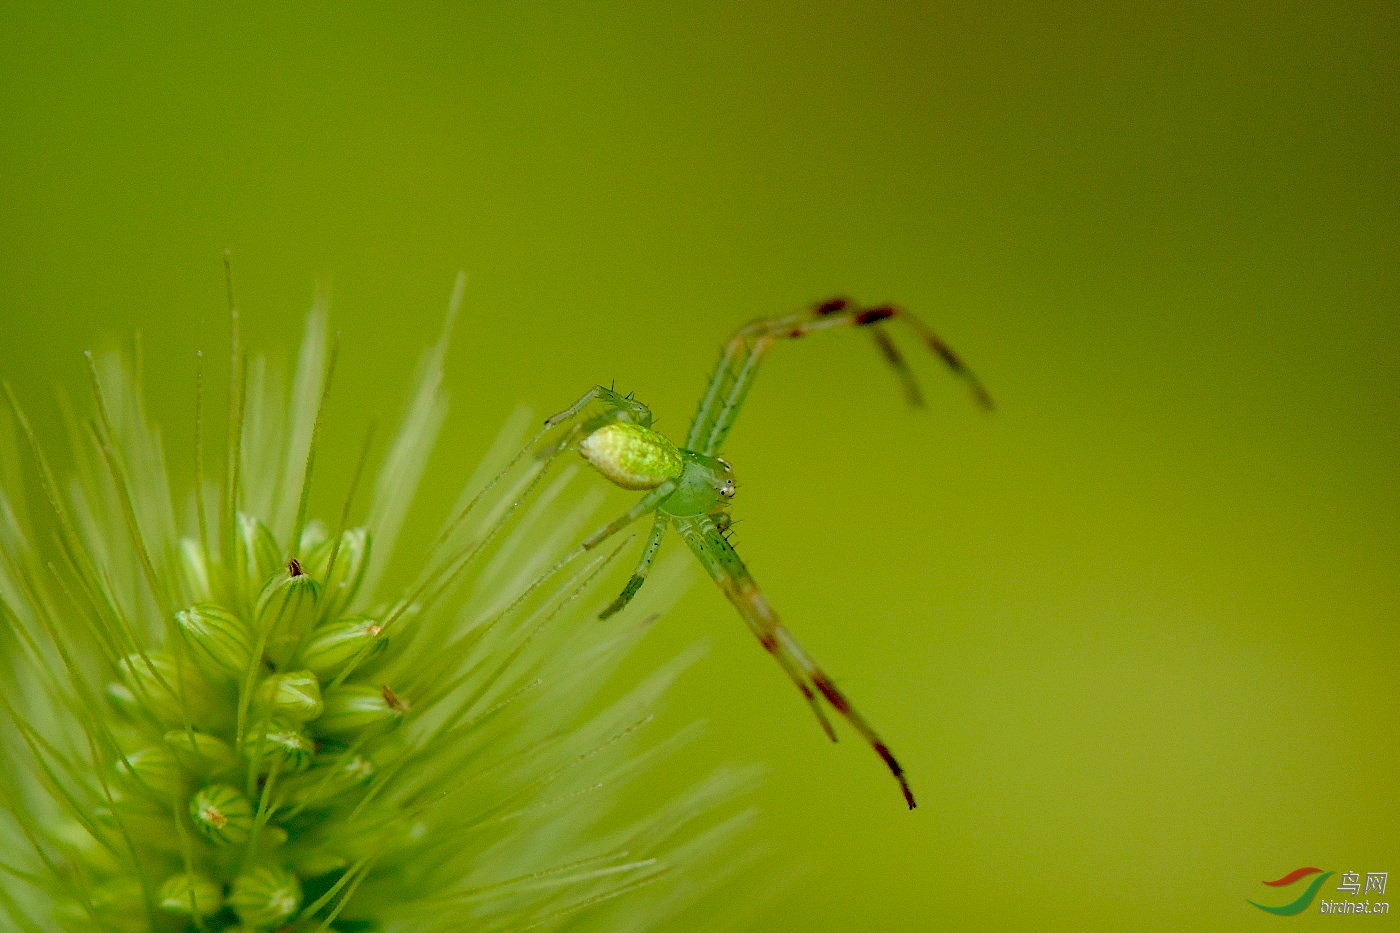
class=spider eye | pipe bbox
[719,479,736,499]
[716,457,733,474]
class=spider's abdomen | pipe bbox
[579,422,684,490]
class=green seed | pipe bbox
[280,751,376,809]
[176,603,257,681]
[316,683,407,738]
[157,870,223,917]
[84,876,147,933]
[297,614,386,678]
[255,669,324,722]
[93,800,178,852]
[113,745,186,798]
[227,863,302,928]
[289,845,350,878]
[303,526,371,620]
[235,512,283,601]
[243,719,315,773]
[188,783,253,847]
[163,728,239,775]
[255,561,323,668]
[108,651,224,728]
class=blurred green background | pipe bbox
[2,3,1395,929]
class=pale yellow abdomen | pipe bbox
[578,422,684,490]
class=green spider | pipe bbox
[538,297,992,809]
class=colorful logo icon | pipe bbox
[1248,867,1333,915]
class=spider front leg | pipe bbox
[673,513,916,809]
[537,384,655,462]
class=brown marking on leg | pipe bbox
[812,672,916,808]
[855,306,896,326]
[811,672,851,714]
[814,297,850,316]
[724,578,839,740]
[875,741,917,810]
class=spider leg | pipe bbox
[688,297,992,455]
[539,384,656,459]
[673,513,915,809]
[599,511,670,619]
[869,327,924,408]
[675,513,836,742]
[579,479,677,552]
[543,384,610,429]
[857,301,996,412]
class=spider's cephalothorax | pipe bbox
[538,298,992,809]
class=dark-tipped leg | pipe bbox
[864,304,995,411]
[870,327,925,408]
[675,513,915,808]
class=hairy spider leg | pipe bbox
[599,511,670,619]
[580,480,677,550]
[543,383,654,432]
[674,512,916,809]
[535,384,660,468]
[675,512,839,744]
[686,297,993,456]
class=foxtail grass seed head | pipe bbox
[0,283,757,931]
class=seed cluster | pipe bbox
[88,516,393,930]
